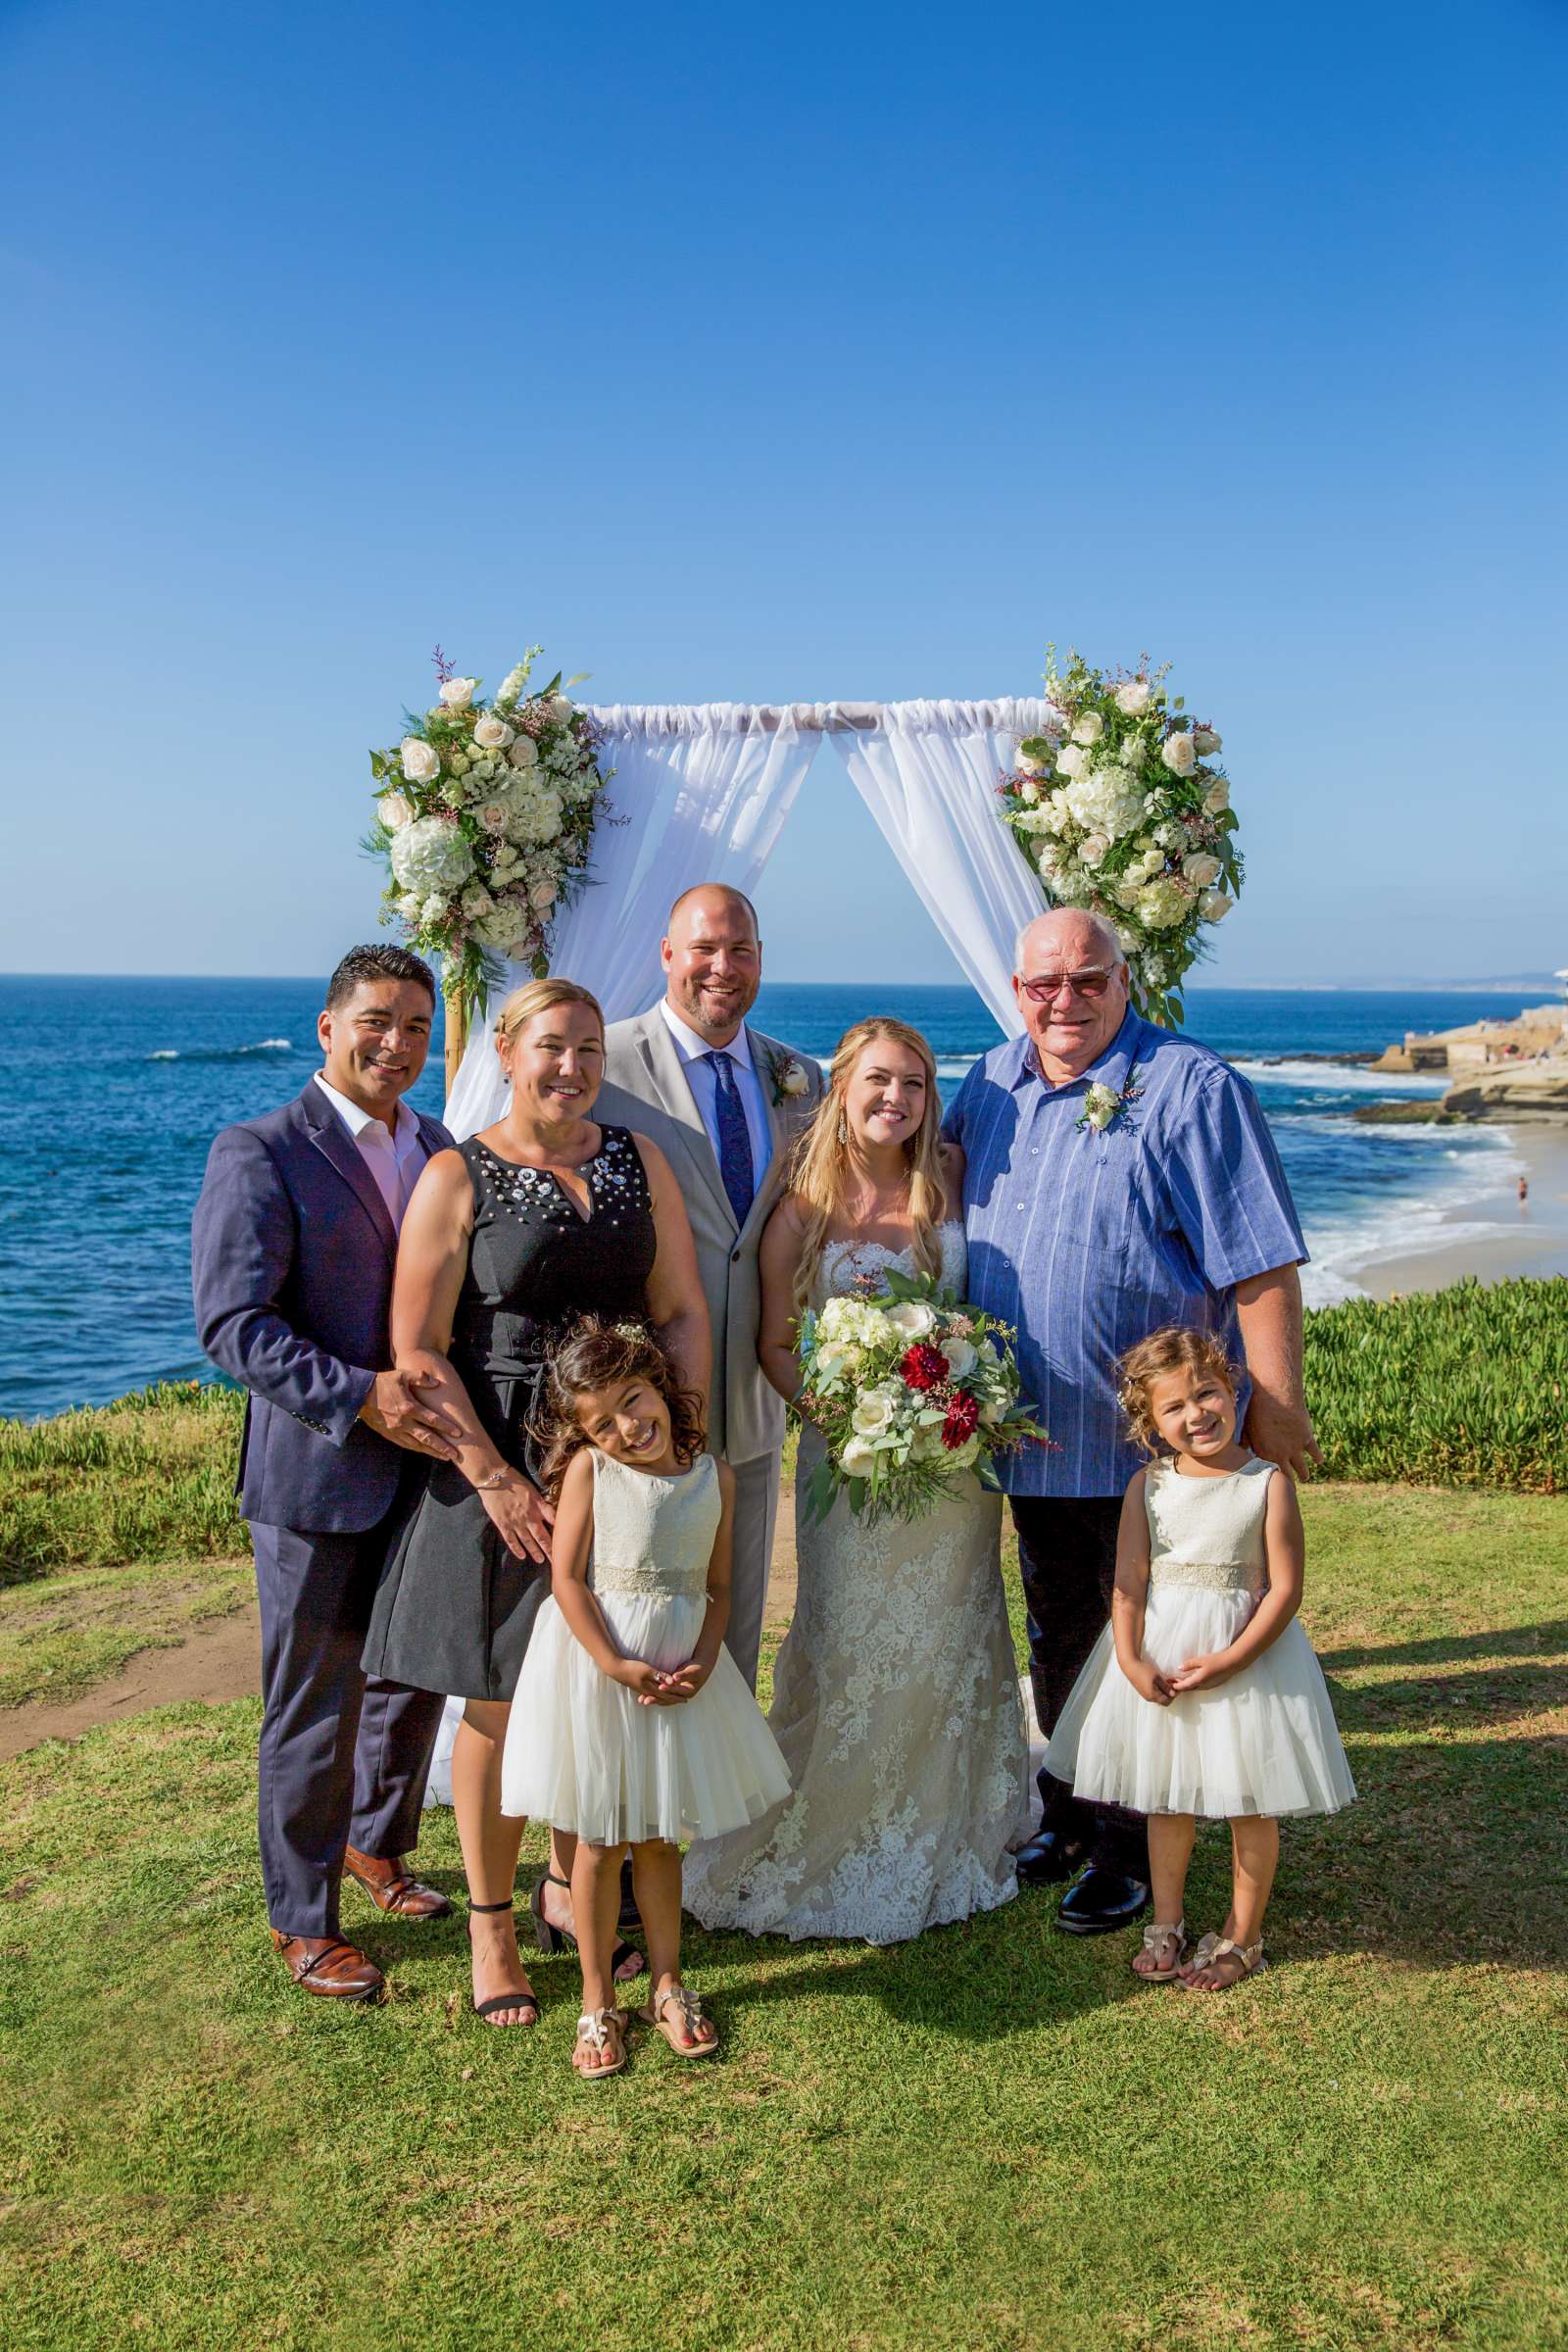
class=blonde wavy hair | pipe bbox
[788,1018,949,1318]
[493,976,605,1044]
[1116,1325,1240,1455]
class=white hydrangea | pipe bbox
[1063,762,1146,843]
[505,784,564,847]
[420,893,448,926]
[1138,877,1192,929]
[389,815,475,899]
[1120,733,1146,770]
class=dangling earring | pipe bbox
[836,1115,848,1146]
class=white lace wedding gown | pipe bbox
[684,1223,1030,1944]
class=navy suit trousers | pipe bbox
[253,1491,445,1938]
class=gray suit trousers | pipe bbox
[726,1450,781,1693]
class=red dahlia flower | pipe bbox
[901,1343,948,1394]
[942,1393,980,1448]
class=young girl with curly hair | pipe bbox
[500,1318,788,2081]
[1045,1325,1354,1990]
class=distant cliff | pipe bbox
[1442,1063,1568,1123]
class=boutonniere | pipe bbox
[1077,1068,1142,1136]
[764,1047,811,1108]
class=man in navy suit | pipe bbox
[193,945,459,2000]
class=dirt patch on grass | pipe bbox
[0,1506,802,1765]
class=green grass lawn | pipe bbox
[3,1485,1566,2351]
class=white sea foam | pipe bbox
[1298,1125,1525,1305]
[145,1037,293,1062]
[1234,1057,1446,1096]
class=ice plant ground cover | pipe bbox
[2,1480,1565,2349]
[999,648,1243,1026]
[364,645,613,1029]
[796,1267,1046,1525]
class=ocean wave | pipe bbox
[1234,1057,1446,1096]
[934,1055,981,1080]
[1298,1130,1526,1306]
[145,1037,294,1063]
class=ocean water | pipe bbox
[0,974,1537,1419]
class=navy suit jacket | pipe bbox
[191,1079,454,1534]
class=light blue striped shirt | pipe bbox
[943,1008,1306,1497]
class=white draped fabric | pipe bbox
[827,698,1056,1039]
[442,704,820,1142]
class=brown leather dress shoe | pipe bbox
[342,1846,453,1918]
[270,1930,385,2001]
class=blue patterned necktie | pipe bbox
[703,1050,755,1228]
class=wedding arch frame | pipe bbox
[443,695,1054,1140]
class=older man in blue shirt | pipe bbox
[944,908,1312,1935]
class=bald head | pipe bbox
[1014,907,1124,974]
[662,883,762,1046]
[1012,906,1130,1081]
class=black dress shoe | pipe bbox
[1013,1828,1089,1887]
[1054,1866,1152,1936]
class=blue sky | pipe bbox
[3,0,1563,985]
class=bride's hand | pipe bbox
[475,1468,555,1566]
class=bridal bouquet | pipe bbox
[998,648,1242,1026]
[797,1269,1046,1526]
[366,646,613,1025]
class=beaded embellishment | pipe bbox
[474,1126,644,1232]
[1148,1558,1262,1594]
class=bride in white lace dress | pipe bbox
[685,1019,1029,1945]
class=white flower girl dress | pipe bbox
[1046,1456,1355,1819]
[500,1450,790,1847]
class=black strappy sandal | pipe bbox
[467,1896,541,2026]
[528,1869,645,1980]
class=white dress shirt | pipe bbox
[315,1074,425,1230]
[658,999,773,1187]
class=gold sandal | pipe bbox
[1179,1933,1266,1989]
[639,1982,719,2060]
[573,2006,628,2082]
[1131,1918,1189,1982]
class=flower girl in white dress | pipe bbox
[1045,1325,1354,1990]
[501,1320,789,2080]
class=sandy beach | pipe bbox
[1356,1123,1568,1298]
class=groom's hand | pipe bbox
[360,1369,462,1459]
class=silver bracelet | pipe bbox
[472,1466,512,1492]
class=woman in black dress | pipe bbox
[365,978,709,2025]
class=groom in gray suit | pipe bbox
[596,885,823,1687]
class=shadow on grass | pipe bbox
[1319,1615,1568,1675]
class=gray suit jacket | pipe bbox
[597,1010,824,1464]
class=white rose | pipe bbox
[851,1394,894,1438]
[477,802,511,834]
[1183,852,1222,887]
[1055,741,1089,780]
[509,735,539,769]
[420,893,448,926]
[1160,732,1197,776]
[378,791,414,831]
[777,1059,809,1098]
[1200,888,1234,922]
[549,694,573,723]
[1115,678,1152,715]
[978,1397,1004,1426]
[1193,728,1222,756]
[1071,711,1105,745]
[841,1436,878,1477]
[530,876,558,910]
[473,715,514,750]
[1015,751,1046,777]
[1120,733,1146,770]
[438,677,476,708]
[394,892,422,922]
[1016,775,1042,805]
[400,737,440,784]
[1203,779,1232,815]
[940,1336,976,1380]
[1078,833,1109,867]
[884,1300,936,1341]
[946,1435,981,1471]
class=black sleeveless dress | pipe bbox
[364,1125,657,1701]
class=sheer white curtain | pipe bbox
[424,704,818,1806]
[443,704,820,1140]
[826,698,1058,1038]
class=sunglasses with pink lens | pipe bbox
[1018,969,1116,1004]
